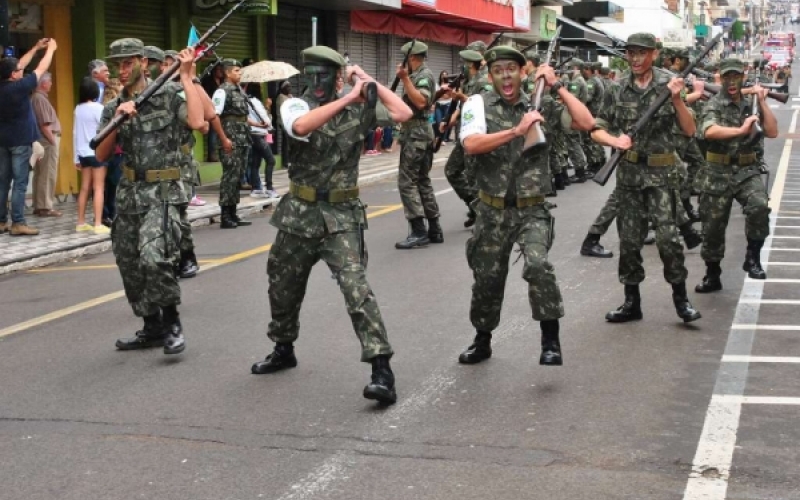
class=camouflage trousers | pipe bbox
[111,206,182,317]
[467,202,564,330]
[444,141,477,203]
[617,186,688,285]
[589,187,692,236]
[549,141,568,175]
[178,203,194,254]
[266,229,393,362]
[699,175,770,263]
[678,138,705,199]
[582,132,606,170]
[219,144,250,206]
[398,140,440,220]
[565,133,587,173]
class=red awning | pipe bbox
[351,11,494,47]
[401,0,524,33]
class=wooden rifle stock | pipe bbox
[701,81,789,104]
[522,25,561,152]
[433,73,464,153]
[391,39,415,93]
[90,0,247,150]
[593,30,726,186]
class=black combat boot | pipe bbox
[680,222,703,250]
[682,197,701,222]
[161,305,185,354]
[605,284,643,323]
[428,217,444,243]
[363,355,397,405]
[116,313,165,350]
[395,218,430,249]
[553,173,566,191]
[546,178,557,198]
[231,205,252,227]
[251,343,298,374]
[672,282,702,323]
[464,204,477,228]
[743,238,767,279]
[179,250,199,279]
[580,233,613,258]
[561,172,572,186]
[695,261,723,293]
[220,206,237,229]
[540,320,562,366]
[458,330,492,364]
[568,169,587,184]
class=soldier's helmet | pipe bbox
[107,38,146,60]
[459,49,483,63]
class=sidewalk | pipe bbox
[0,143,454,275]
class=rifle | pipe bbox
[746,63,765,147]
[391,39,415,93]
[593,30,725,186]
[90,0,246,150]
[523,25,562,151]
[432,73,465,153]
[700,80,789,103]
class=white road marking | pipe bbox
[768,235,800,238]
[774,225,800,228]
[731,324,800,330]
[713,395,800,405]
[723,355,800,363]
[682,109,798,500]
[745,277,800,282]
[766,248,800,252]
[740,298,800,304]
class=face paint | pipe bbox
[721,72,744,98]
[303,65,337,103]
[488,60,522,103]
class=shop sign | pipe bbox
[194,0,275,15]
[404,0,437,7]
[513,0,530,31]
[539,7,557,40]
[9,2,42,34]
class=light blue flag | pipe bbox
[188,24,201,47]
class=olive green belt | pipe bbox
[289,182,359,203]
[478,190,544,210]
[706,152,757,166]
[623,151,676,167]
[221,115,247,123]
[122,166,181,183]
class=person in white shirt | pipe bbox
[246,92,278,198]
[73,77,108,233]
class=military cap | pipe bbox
[401,41,429,56]
[107,38,145,60]
[484,46,525,67]
[626,33,658,50]
[222,58,242,69]
[660,47,674,58]
[459,49,483,63]
[673,47,690,59]
[164,50,180,60]
[525,50,542,64]
[599,66,611,76]
[143,46,164,62]
[301,45,347,67]
[466,40,487,54]
[719,58,745,75]
[566,58,585,69]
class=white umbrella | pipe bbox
[240,60,300,83]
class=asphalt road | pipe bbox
[2,55,800,500]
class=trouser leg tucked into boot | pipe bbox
[251,342,298,374]
[395,218,430,249]
[580,233,613,258]
[606,284,643,323]
[695,261,723,293]
[428,217,444,244]
[540,320,562,366]
[743,238,767,279]
[680,221,703,250]
[458,330,492,364]
[672,282,702,323]
[231,205,252,226]
[179,249,199,279]
[464,200,477,228]
[220,206,237,229]
[116,313,165,350]
[162,305,185,354]
[363,355,397,405]
[682,197,701,222]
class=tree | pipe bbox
[731,20,745,41]
[610,57,628,72]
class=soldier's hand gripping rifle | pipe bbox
[699,79,789,103]
[391,40,416,93]
[522,25,561,152]
[432,73,465,153]
[90,0,248,150]
[593,30,725,186]
[745,61,767,147]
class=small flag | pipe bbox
[188,24,201,47]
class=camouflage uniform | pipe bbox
[398,62,439,221]
[215,81,252,207]
[565,72,589,177]
[584,72,607,172]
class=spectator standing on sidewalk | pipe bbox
[276,81,293,169]
[247,92,278,198]
[31,71,63,217]
[202,62,225,162]
[88,59,109,103]
[0,38,57,236]
[73,77,108,234]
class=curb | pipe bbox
[0,168,400,276]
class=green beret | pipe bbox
[401,41,428,56]
[719,58,745,75]
[143,46,164,62]
[567,58,585,69]
[485,46,525,67]
[301,45,347,67]
[107,38,145,60]
[627,33,657,50]
[164,50,180,60]
[459,49,483,63]
[222,58,242,69]
[466,40,487,54]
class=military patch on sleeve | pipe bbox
[288,102,306,112]
[483,84,493,92]
[417,78,430,88]
[177,91,186,101]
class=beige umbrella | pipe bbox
[240,60,300,83]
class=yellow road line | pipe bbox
[0,202,406,339]
[27,260,220,273]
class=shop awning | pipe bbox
[557,16,613,46]
[278,0,400,10]
[351,11,494,46]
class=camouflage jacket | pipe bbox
[595,68,683,188]
[100,83,189,212]
[696,92,765,193]
[167,81,198,184]
[218,82,251,145]
[400,63,435,145]
[566,75,588,104]
[586,75,605,115]
[271,91,392,238]
[463,89,570,199]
